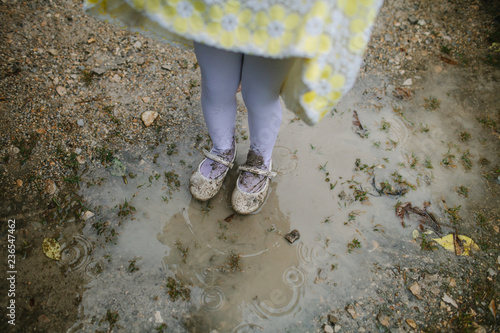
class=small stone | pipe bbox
[141,111,159,127]
[345,304,357,319]
[409,282,422,299]
[284,229,300,244]
[161,64,172,71]
[384,34,393,42]
[82,211,95,221]
[473,325,487,333]
[75,148,82,155]
[76,155,85,164]
[48,49,58,56]
[91,67,107,75]
[136,57,145,65]
[111,74,121,82]
[417,19,426,26]
[38,314,50,323]
[327,314,338,325]
[56,86,67,96]
[408,16,418,24]
[403,78,413,86]
[133,41,142,49]
[142,96,150,103]
[406,318,417,329]
[154,311,163,323]
[442,293,458,308]
[16,179,23,187]
[77,119,84,127]
[434,66,443,73]
[87,38,96,44]
[377,313,390,327]
[323,324,334,333]
[11,147,20,155]
[334,324,341,332]
[487,268,497,276]
[449,278,456,287]
[43,179,57,195]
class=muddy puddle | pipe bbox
[68,71,498,332]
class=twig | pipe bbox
[77,96,110,104]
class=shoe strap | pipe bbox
[202,149,234,168]
[238,165,277,178]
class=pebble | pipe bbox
[56,86,67,96]
[154,311,163,323]
[406,318,417,329]
[284,229,300,244]
[142,96,151,103]
[403,78,413,86]
[76,155,85,164]
[48,49,58,56]
[409,282,422,299]
[408,16,418,24]
[334,324,341,332]
[43,179,57,195]
[38,314,50,323]
[141,111,159,127]
[92,67,108,75]
[345,304,358,319]
[377,313,390,327]
[75,148,82,154]
[16,179,23,187]
[442,293,458,308]
[136,57,145,65]
[417,19,426,26]
[82,211,95,221]
[327,314,338,325]
[487,268,496,276]
[161,64,172,71]
[111,74,121,83]
[133,41,142,49]
[323,324,334,333]
[434,65,443,73]
[77,119,84,127]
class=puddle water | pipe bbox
[69,72,497,331]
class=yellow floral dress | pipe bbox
[84,0,383,125]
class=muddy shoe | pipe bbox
[231,161,277,215]
[190,145,236,201]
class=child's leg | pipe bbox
[194,42,243,178]
[239,56,294,192]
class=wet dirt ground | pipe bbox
[0,0,499,332]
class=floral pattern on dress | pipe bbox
[84,0,384,125]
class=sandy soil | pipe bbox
[0,0,498,332]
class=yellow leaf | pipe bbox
[42,238,61,260]
[432,234,480,256]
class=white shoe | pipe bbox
[231,161,277,215]
[189,146,236,201]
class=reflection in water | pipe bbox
[157,184,307,330]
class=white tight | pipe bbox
[194,42,293,167]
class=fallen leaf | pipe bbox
[489,299,496,318]
[440,56,458,65]
[42,238,61,260]
[432,234,479,256]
